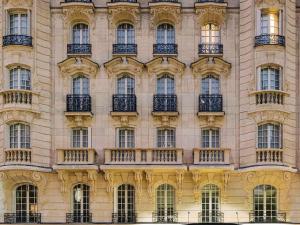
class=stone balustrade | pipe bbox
[256,148,283,164]
[193,148,230,164]
[5,149,32,163]
[56,148,97,164]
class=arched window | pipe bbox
[10,123,30,149]
[258,66,281,90]
[201,184,221,223]
[9,67,31,90]
[72,184,90,223]
[257,123,282,149]
[117,23,135,44]
[157,24,175,44]
[157,74,174,95]
[156,184,176,222]
[73,75,89,95]
[115,184,135,223]
[201,24,221,44]
[15,184,38,223]
[72,23,89,44]
[253,185,277,222]
[157,128,176,148]
[201,75,220,95]
[201,128,220,148]
[117,75,135,95]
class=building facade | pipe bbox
[0,0,300,223]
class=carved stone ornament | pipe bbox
[198,113,225,127]
[3,0,32,9]
[152,113,179,127]
[248,109,290,124]
[146,171,154,201]
[0,109,40,124]
[65,112,93,128]
[104,57,144,77]
[191,57,231,77]
[255,0,285,8]
[58,57,100,78]
[134,171,143,201]
[194,2,227,26]
[146,57,186,77]
[149,3,182,29]
[104,171,115,193]
[176,170,185,204]
[107,2,140,28]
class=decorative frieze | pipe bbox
[104,57,144,77]
[191,57,231,77]
[194,1,227,26]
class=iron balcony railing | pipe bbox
[66,213,92,223]
[199,44,223,55]
[199,94,223,112]
[4,213,41,224]
[151,0,178,2]
[113,44,137,55]
[196,0,225,3]
[153,44,178,55]
[112,94,137,112]
[67,44,92,55]
[198,211,224,223]
[112,213,137,223]
[3,35,32,47]
[249,212,286,223]
[66,94,91,112]
[152,212,178,223]
[153,94,177,112]
[64,0,92,3]
[255,34,285,47]
[111,0,137,2]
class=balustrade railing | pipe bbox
[196,0,225,2]
[66,94,91,112]
[3,35,32,47]
[2,89,32,105]
[112,213,137,223]
[249,212,286,223]
[193,148,230,164]
[112,94,137,112]
[255,90,285,105]
[256,149,283,163]
[153,44,178,55]
[67,44,92,55]
[66,213,92,223]
[153,94,177,112]
[4,213,41,224]
[255,34,285,47]
[56,148,96,164]
[5,149,31,164]
[199,94,223,112]
[64,0,92,2]
[198,44,223,55]
[152,212,178,223]
[198,211,224,223]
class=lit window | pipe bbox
[201,24,220,44]
[261,11,279,35]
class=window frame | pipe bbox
[71,128,89,148]
[201,74,220,95]
[200,23,221,45]
[201,184,221,223]
[157,74,175,95]
[115,184,136,223]
[257,66,282,91]
[7,10,31,35]
[201,128,220,149]
[116,128,135,148]
[156,184,176,222]
[157,128,176,148]
[9,67,31,90]
[9,123,30,149]
[72,23,90,44]
[72,75,90,95]
[257,123,282,149]
[72,184,90,222]
[156,23,175,44]
[116,23,135,44]
[117,75,135,95]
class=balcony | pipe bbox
[199,94,223,112]
[56,148,97,165]
[4,213,41,224]
[4,149,31,164]
[112,94,136,112]
[113,44,137,56]
[67,44,92,56]
[104,148,183,165]
[198,211,224,223]
[110,0,137,2]
[66,94,91,112]
[255,34,285,47]
[255,90,285,105]
[198,44,223,56]
[196,0,225,2]
[256,149,283,164]
[152,212,178,223]
[112,213,137,223]
[66,213,92,223]
[153,94,177,112]
[151,0,178,2]
[153,44,178,56]
[249,212,286,223]
[193,148,230,165]
[3,35,32,47]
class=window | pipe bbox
[201,184,221,223]
[201,24,220,44]
[15,184,38,223]
[259,67,281,90]
[9,68,31,90]
[72,23,89,44]
[201,128,220,148]
[117,75,135,95]
[156,184,176,222]
[73,184,90,223]
[73,76,89,95]
[257,123,282,149]
[157,128,175,148]
[8,12,29,35]
[157,74,175,95]
[201,75,220,95]
[10,123,30,149]
[72,128,88,148]
[157,24,175,44]
[116,184,135,223]
[117,23,135,44]
[253,185,277,222]
[117,128,135,148]
[260,11,279,35]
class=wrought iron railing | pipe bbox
[199,44,223,55]
[198,211,224,223]
[3,35,32,47]
[153,94,177,112]
[66,213,92,223]
[255,34,285,47]
[199,94,223,112]
[64,0,92,3]
[152,212,178,223]
[196,0,225,3]
[113,44,137,55]
[151,0,178,2]
[112,94,137,112]
[112,213,137,223]
[153,44,178,55]
[111,0,137,2]
[249,212,286,223]
[67,44,92,55]
[66,94,91,112]
[4,213,41,224]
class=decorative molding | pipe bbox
[0,109,40,124]
[197,112,225,127]
[248,109,290,124]
[104,57,144,77]
[58,170,69,193]
[191,57,231,77]
[255,0,285,8]
[104,171,114,193]
[134,171,143,202]
[146,57,186,77]
[194,2,227,26]
[64,112,93,128]
[152,112,179,127]
[3,0,32,9]
[145,171,154,202]
[58,57,100,78]
[176,170,184,204]
[107,3,140,28]
[110,112,138,127]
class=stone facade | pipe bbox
[0,0,300,224]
